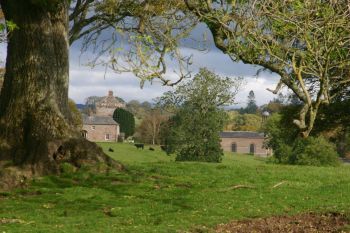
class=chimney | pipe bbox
[108,90,113,97]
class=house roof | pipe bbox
[220,131,265,139]
[95,91,125,109]
[82,115,118,125]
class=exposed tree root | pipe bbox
[0,138,124,191]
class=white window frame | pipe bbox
[105,133,110,140]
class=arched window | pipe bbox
[81,130,88,139]
[250,143,255,154]
[231,143,237,153]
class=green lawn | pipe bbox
[0,142,350,232]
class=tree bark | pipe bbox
[0,0,119,178]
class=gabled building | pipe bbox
[95,90,125,117]
[82,115,120,142]
[81,90,123,142]
[220,131,272,157]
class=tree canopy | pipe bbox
[185,0,350,137]
[113,108,135,138]
[160,68,242,162]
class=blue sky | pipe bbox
[0,24,281,108]
[69,24,281,107]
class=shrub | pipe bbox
[290,136,340,166]
[264,113,339,166]
[273,143,293,164]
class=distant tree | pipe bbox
[126,100,141,115]
[264,93,286,114]
[230,114,261,132]
[160,68,242,162]
[245,90,258,114]
[187,0,350,137]
[141,101,152,111]
[126,100,153,126]
[135,108,168,145]
[113,108,135,138]
[68,99,82,129]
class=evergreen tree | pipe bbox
[113,108,135,138]
[245,90,258,114]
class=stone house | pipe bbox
[82,90,123,142]
[95,90,125,117]
[82,115,120,142]
[220,131,272,156]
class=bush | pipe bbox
[272,136,339,166]
[264,113,339,166]
[175,138,223,163]
[289,136,340,166]
[273,143,293,164]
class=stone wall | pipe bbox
[82,124,119,142]
[220,137,271,156]
[95,107,115,117]
[95,91,125,117]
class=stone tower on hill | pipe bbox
[95,90,125,117]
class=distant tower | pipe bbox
[95,90,126,116]
[262,111,270,123]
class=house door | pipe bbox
[249,144,255,154]
[231,143,237,153]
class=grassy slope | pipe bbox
[0,143,349,232]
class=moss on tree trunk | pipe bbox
[0,0,121,188]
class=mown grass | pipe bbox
[0,143,350,232]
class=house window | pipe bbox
[81,130,87,139]
[250,144,255,154]
[231,143,237,153]
[105,134,110,140]
[91,126,95,130]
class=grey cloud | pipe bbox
[72,27,281,106]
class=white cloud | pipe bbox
[69,35,281,106]
[69,64,280,107]
[1,37,282,106]
[234,76,278,107]
[69,67,173,103]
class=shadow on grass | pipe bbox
[12,165,195,218]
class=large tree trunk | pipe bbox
[0,0,120,183]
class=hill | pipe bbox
[0,143,349,232]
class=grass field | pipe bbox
[0,142,350,232]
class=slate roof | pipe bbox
[220,131,265,139]
[82,115,118,125]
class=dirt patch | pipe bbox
[215,212,349,233]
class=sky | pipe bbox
[68,23,281,107]
[69,47,280,107]
[0,23,281,108]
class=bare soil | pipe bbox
[215,212,349,233]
